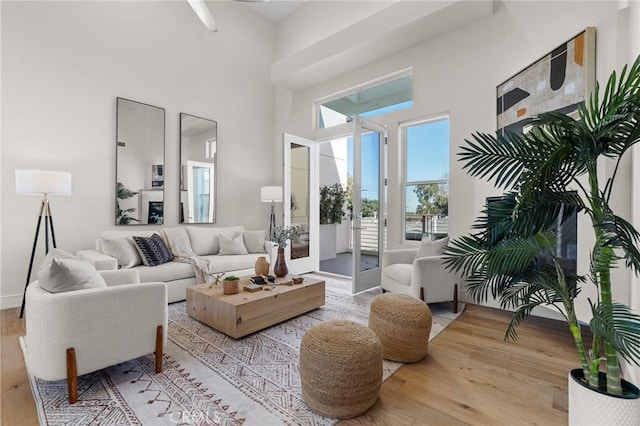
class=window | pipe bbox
[317,72,413,129]
[402,116,449,241]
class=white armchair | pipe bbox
[24,269,168,404]
[381,238,458,312]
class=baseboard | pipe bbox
[1,294,22,310]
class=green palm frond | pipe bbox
[459,131,532,189]
[590,302,640,364]
[442,234,485,275]
[579,55,640,133]
[613,215,640,273]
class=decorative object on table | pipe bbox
[445,55,640,424]
[243,283,262,292]
[260,185,283,240]
[115,182,139,225]
[497,27,595,136]
[270,226,300,277]
[222,275,239,295]
[208,272,224,290]
[15,169,72,318]
[292,276,304,284]
[254,256,270,276]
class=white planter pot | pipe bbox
[319,224,337,261]
[568,369,640,426]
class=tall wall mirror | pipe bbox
[116,97,165,225]
[179,113,217,224]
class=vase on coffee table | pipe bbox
[274,248,288,277]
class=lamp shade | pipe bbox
[15,170,72,196]
[261,186,283,203]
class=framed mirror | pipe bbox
[179,113,217,224]
[116,97,165,225]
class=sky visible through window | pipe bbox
[347,118,449,213]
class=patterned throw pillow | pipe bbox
[132,234,173,267]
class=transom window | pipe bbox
[317,72,413,129]
[402,116,449,241]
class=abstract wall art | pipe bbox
[497,27,596,135]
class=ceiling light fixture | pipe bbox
[187,0,218,32]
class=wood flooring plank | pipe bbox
[1,302,582,426]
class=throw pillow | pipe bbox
[414,236,449,260]
[37,249,107,293]
[100,235,143,268]
[243,230,267,253]
[132,234,174,267]
[219,233,249,255]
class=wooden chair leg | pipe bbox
[420,287,425,302]
[155,325,163,374]
[66,348,78,404]
[453,283,458,314]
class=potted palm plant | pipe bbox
[444,56,640,424]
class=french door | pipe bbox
[352,117,387,293]
[283,133,317,274]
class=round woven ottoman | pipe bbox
[299,320,382,419]
[368,293,432,362]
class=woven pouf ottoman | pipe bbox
[299,320,383,419]
[369,293,432,362]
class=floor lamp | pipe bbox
[260,186,283,239]
[16,169,72,318]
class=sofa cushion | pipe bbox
[185,226,244,256]
[133,261,196,283]
[219,233,249,255]
[414,236,449,260]
[133,234,173,266]
[99,230,155,268]
[204,253,265,274]
[243,230,267,253]
[37,248,107,293]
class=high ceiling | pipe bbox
[241,0,307,23]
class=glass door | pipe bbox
[186,160,215,223]
[283,133,317,274]
[352,117,386,293]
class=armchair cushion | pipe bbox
[37,249,107,294]
[415,236,449,260]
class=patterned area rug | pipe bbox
[22,275,464,425]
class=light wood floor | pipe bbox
[1,303,580,425]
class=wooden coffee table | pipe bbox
[186,275,325,338]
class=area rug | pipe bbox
[22,274,464,426]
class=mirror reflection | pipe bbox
[180,113,217,224]
[291,143,310,259]
[116,97,165,225]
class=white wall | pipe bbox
[1,1,276,308]
[277,0,632,320]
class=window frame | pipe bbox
[314,68,413,130]
[400,114,450,242]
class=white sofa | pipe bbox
[78,226,273,303]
